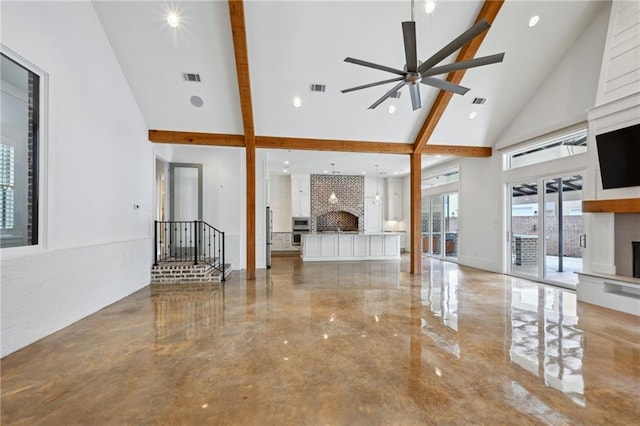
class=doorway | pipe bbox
[422,192,459,260]
[508,174,584,288]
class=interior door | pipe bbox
[169,163,203,258]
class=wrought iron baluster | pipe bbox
[221,232,225,281]
[193,220,198,265]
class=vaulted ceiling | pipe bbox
[93,0,603,176]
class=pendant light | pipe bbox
[373,164,382,205]
[328,163,339,205]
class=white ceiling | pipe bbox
[93,0,604,176]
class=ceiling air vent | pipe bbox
[310,83,326,93]
[472,97,486,105]
[390,91,402,99]
[182,73,202,83]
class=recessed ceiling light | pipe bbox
[425,0,436,14]
[435,155,442,158]
[283,169,289,173]
[323,170,328,174]
[469,111,478,119]
[167,12,180,28]
[284,161,290,165]
[292,96,302,107]
[388,105,396,114]
[361,171,366,174]
[529,15,540,27]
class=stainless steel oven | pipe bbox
[292,217,310,230]
[292,231,308,246]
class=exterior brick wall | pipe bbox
[310,174,364,232]
[513,236,538,265]
[512,216,583,257]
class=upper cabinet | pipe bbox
[291,174,310,217]
[386,177,402,221]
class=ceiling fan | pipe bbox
[341,4,505,111]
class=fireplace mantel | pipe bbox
[583,198,640,213]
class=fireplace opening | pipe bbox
[633,242,640,279]
[317,211,358,232]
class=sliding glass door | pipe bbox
[422,192,458,260]
[542,175,583,284]
[510,180,540,279]
[509,175,583,287]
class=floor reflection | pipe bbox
[420,261,460,357]
[151,283,224,340]
[510,282,585,406]
[2,255,639,425]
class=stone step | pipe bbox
[151,261,232,285]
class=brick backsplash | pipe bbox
[310,175,364,232]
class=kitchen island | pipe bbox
[301,232,401,261]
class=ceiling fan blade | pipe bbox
[417,20,491,74]
[409,84,421,110]
[420,77,470,95]
[344,57,406,76]
[402,21,418,73]
[422,53,505,77]
[368,81,406,110]
[341,77,405,94]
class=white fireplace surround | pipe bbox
[578,0,639,315]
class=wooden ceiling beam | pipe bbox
[229,0,256,280]
[413,0,504,154]
[148,130,245,147]
[148,131,490,158]
[256,136,413,154]
[422,145,491,157]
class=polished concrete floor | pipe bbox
[2,255,639,425]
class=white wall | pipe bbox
[456,155,504,273]
[169,145,247,270]
[496,2,610,149]
[1,2,154,357]
[443,5,610,275]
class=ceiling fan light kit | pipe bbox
[342,4,505,111]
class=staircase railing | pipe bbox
[153,220,226,281]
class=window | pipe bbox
[422,169,459,189]
[1,53,40,248]
[505,129,587,170]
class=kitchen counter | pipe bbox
[301,233,401,261]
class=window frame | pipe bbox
[1,46,48,254]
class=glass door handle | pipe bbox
[579,234,587,248]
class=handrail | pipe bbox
[153,220,226,281]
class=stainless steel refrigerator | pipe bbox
[266,206,272,269]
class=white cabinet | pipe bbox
[353,235,368,256]
[320,235,338,257]
[338,235,354,257]
[304,236,321,257]
[384,236,399,255]
[386,178,402,221]
[370,235,384,256]
[291,174,311,217]
[365,198,382,232]
[302,233,400,261]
